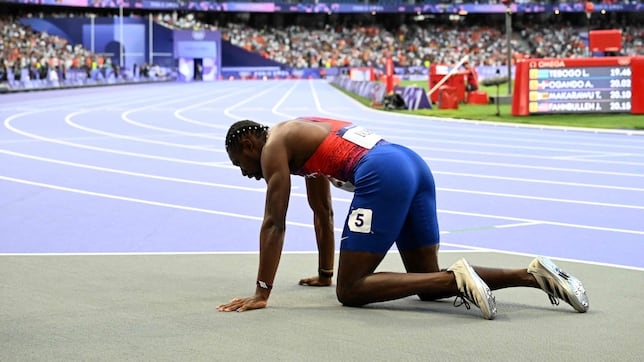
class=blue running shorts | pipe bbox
[339,143,440,253]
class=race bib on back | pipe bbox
[338,125,382,149]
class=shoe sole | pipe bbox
[460,259,497,320]
[532,257,589,313]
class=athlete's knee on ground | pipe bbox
[417,293,437,301]
[335,281,367,307]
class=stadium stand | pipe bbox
[1,2,642,91]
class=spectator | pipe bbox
[461,60,479,92]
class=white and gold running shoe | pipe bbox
[447,258,497,320]
[528,256,589,313]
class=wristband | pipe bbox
[256,280,272,290]
[318,268,334,279]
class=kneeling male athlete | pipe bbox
[217,117,589,319]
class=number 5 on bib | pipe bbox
[348,208,373,233]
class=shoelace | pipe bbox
[547,294,560,306]
[453,294,472,310]
[545,267,570,306]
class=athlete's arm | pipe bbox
[299,176,335,287]
[256,139,292,291]
[217,139,291,312]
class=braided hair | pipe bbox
[224,120,270,152]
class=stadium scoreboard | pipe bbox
[512,57,644,115]
[528,66,631,113]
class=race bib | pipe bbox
[340,126,382,149]
[347,208,373,233]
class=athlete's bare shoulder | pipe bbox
[265,118,331,171]
[268,119,330,144]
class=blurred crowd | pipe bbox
[220,22,542,68]
[207,20,643,69]
[0,14,160,83]
[0,15,97,82]
[155,11,643,69]
[2,10,643,84]
[0,14,131,83]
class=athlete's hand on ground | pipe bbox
[298,275,333,287]
[217,296,267,312]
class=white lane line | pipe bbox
[435,170,644,192]
[310,81,644,171]
[425,156,644,177]
[0,175,318,229]
[3,84,257,152]
[2,247,641,272]
[4,146,636,209]
[2,175,642,236]
[4,112,219,165]
[429,244,644,272]
[7,83,641,179]
[439,187,644,210]
[552,152,637,160]
[0,132,212,145]
[223,81,294,122]
[438,208,644,235]
[121,87,262,134]
[411,145,644,167]
[311,79,644,140]
[62,89,238,148]
[271,80,303,119]
[495,221,542,229]
[0,149,265,191]
[65,112,219,150]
